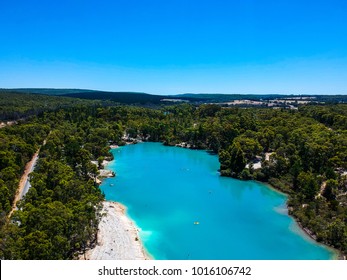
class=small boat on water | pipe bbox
[194,221,200,225]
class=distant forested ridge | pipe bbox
[0,91,346,259]
[0,90,99,121]
[2,88,195,106]
[4,88,347,110]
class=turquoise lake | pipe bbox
[100,142,335,260]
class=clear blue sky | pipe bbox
[1,0,347,95]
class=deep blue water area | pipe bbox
[100,142,335,260]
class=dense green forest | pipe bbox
[0,107,113,259]
[0,93,346,259]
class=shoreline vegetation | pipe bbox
[0,93,346,260]
[251,181,343,259]
[295,220,342,260]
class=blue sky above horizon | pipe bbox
[0,0,347,95]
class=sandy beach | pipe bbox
[81,201,150,260]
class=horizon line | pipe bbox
[2,87,347,96]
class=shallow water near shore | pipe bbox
[100,142,336,260]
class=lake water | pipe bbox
[100,142,335,260]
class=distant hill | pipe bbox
[63,91,172,104]
[0,89,98,121]
[5,89,293,103]
[4,88,347,104]
[8,88,98,96]
[7,88,196,104]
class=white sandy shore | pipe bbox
[81,201,150,260]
